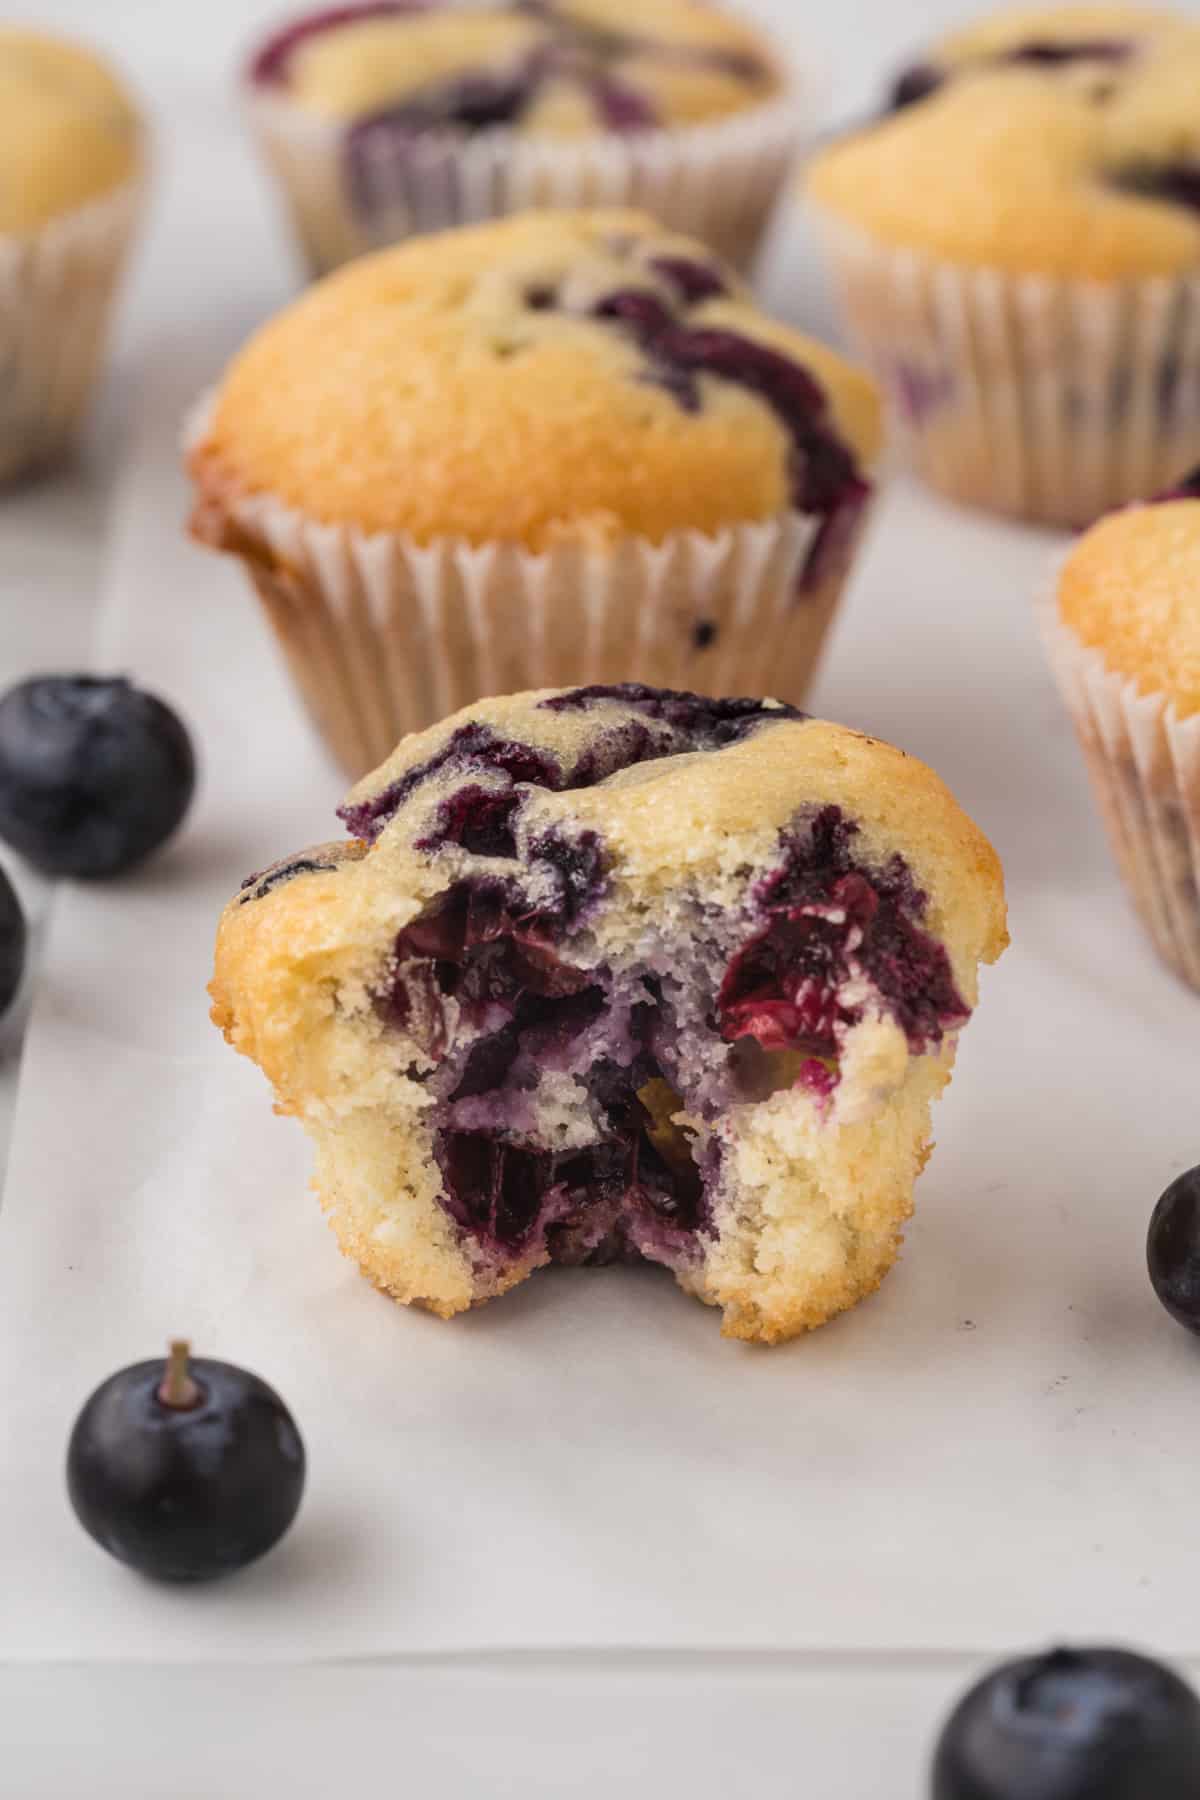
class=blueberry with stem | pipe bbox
[67,1340,305,1582]
[932,1646,1200,1798]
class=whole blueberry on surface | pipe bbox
[932,1646,1200,1798]
[67,1342,305,1583]
[1148,1167,1200,1334]
[0,865,25,1018]
[0,676,195,878]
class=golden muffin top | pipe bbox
[190,210,881,551]
[1058,478,1200,716]
[807,3,1200,280]
[248,0,785,138]
[0,28,141,235]
[213,687,1007,1120]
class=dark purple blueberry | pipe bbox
[718,806,967,1060]
[585,72,658,131]
[887,38,1132,116]
[67,1341,305,1583]
[239,856,338,905]
[888,62,945,111]
[250,2,431,85]
[1110,162,1200,214]
[339,722,561,842]
[932,1646,1200,1799]
[655,327,863,515]
[1003,37,1132,70]
[647,256,730,307]
[1148,1166,1200,1334]
[353,68,534,139]
[345,691,806,848]
[589,289,872,583]
[1156,465,1200,502]
[594,288,678,337]
[527,826,606,929]
[434,1062,709,1262]
[541,683,806,747]
[0,677,195,880]
[0,864,26,1018]
[417,785,523,858]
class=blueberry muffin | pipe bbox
[807,4,1200,526]
[211,684,1008,1344]
[188,210,882,779]
[0,29,144,481]
[244,0,799,275]
[1045,468,1200,989]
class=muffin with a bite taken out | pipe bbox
[211,684,1008,1343]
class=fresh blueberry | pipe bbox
[1148,1166,1200,1334]
[67,1340,305,1583]
[0,865,25,1019]
[932,1646,1200,1798]
[0,676,195,879]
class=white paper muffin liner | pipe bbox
[246,84,803,277]
[198,474,873,779]
[0,178,143,484]
[814,211,1200,529]
[1041,600,1200,991]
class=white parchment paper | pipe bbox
[1,119,1198,1666]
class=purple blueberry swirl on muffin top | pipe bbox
[251,0,779,146]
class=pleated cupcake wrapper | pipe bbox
[1041,601,1200,991]
[215,482,871,779]
[813,211,1200,529]
[245,85,804,277]
[0,178,144,484]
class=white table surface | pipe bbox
[5,5,1200,1795]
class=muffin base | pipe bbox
[815,212,1200,529]
[0,179,143,485]
[247,87,803,278]
[191,477,874,779]
[1042,603,1200,991]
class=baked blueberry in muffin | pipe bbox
[211,686,1007,1344]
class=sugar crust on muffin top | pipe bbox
[807,4,1200,280]
[250,0,784,138]
[0,29,140,235]
[1058,493,1200,716]
[190,210,881,551]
